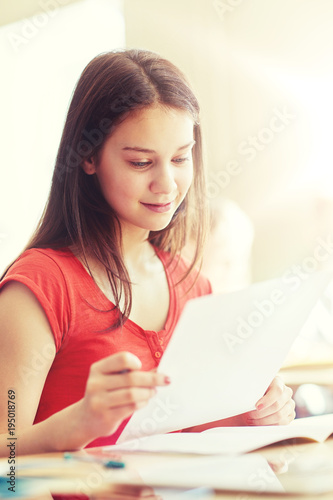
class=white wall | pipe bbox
[0,0,125,273]
[2,0,333,282]
[124,0,333,281]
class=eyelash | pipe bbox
[130,157,190,169]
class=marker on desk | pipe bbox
[64,452,125,469]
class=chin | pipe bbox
[146,222,172,233]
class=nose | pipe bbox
[149,162,177,195]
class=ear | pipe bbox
[82,157,96,175]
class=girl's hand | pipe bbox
[74,351,170,444]
[244,376,296,426]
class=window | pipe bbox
[0,0,125,272]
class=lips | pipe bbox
[141,201,175,213]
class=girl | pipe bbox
[0,49,295,456]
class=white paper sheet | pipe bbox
[109,414,333,455]
[138,454,284,494]
[150,488,213,500]
[118,272,332,443]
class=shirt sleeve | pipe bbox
[0,249,70,352]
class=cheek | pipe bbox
[98,168,133,199]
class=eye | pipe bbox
[130,161,152,168]
[173,157,190,164]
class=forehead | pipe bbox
[109,105,195,147]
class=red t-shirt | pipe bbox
[0,247,211,446]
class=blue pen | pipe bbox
[64,452,125,468]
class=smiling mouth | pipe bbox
[141,201,175,213]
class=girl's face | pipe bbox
[83,105,195,235]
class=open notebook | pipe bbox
[108,413,333,455]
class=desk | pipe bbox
[1,366,332,499]
[1,437,332,500]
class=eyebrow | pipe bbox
[122,140,196,154]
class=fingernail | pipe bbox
[256,403,264,410]
[164,376,171,384]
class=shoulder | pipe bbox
[2,248,75,283]
[0,247,83,306]
[9,247,74,267]
[0,248,76,350]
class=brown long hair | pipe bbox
[5,49,208,328]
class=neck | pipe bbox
[120,224,155,272]
[71,223,157,279]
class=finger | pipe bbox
[93,351,142,375]
[255,377,291,411]
[104,370,170,391]
[248,410,296,426]
[94,387,157,411]
[107,399,151,423]
[257,387,293,419]
[248,386,294,420]
[268,458,289,474]
[247,400,296,426]
[255,376,284,408]
[86,391,154,425]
